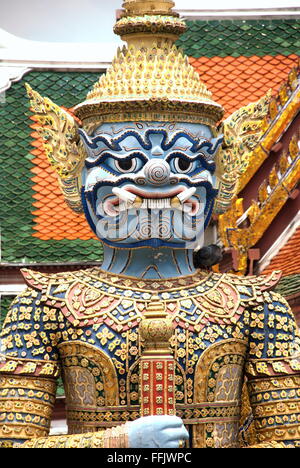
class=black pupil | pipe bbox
[118,159,133,171]
[178,158,191,172]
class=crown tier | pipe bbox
[113,15,187,44]
[116,0,186,46]
[74,1,224,127]
[122,0,177,16]
[74,42,223,126]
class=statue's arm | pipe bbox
[0,289,188,448]
[0,368,127,448]
[19,415,188,449]
[0,288,127,448]
[245,290,300,448]
[0,288,61,447]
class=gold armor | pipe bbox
[1,268,300,448]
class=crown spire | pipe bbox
[114,0,186,47]
[73,1,224,127]
[122,0,176,16]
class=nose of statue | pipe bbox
[143,159,171,186]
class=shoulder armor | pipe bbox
[20,268,282,332]
[21,267,96,307]
[21,268,82,290]
[223,270,282,290]
[21,267,126,330]
[21,268,102,292]
[217,270,282,308]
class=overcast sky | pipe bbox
[176,0,300,6]
[1,0,299,43]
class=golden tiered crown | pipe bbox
[74,0,224,127]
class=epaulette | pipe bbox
[222,270,282,305]
[20,268,283,333]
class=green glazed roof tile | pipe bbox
[0,296,15,329]
[176,19,300,57]
[275,274,300,298]
[0,70,102,265]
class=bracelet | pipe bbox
[103,424,129,448]
[12,425,128,449]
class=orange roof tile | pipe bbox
[263,227,300,277]
[190,54,299,118]
[29,115,97,241]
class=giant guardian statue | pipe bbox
[1,0,300,448]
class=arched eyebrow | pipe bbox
[165,152,216,173]
[85,151,148,168]
[78,128,152,151]
[196,136,223,156]
[79,128,223,156]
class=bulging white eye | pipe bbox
[173,157,193,174]
[115,158,137,173]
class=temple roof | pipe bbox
[177,19,300,58]
[0,71,101,264]
[189,54,298,119]
[260,225,300,308]
[178,19,299,119]
[0,18,299,266]
[263,227,300,277]
[274,274,300,300]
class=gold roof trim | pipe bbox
[213,92,271,215]
[217,61,300,273]
[237,59,300,192]
[218,126,300,274]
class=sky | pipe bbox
[0,0,299,43]
[176,0,300,7]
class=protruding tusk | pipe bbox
[112,187,137,203]
[112,188,143,209]
[132,196,143,208]
[170,197,181,209]
[177,187,196,203]
[170,198,193,213]
[171,187,196,209]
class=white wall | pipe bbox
[1,0,300,44]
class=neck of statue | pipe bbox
[100,244,196,279]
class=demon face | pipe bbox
[79,121,222,249]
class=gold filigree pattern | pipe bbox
[193,340,248,448]
[214,92,271,214]
[0,375,57,442]
[16,426,128,448]
[246,373,300,446]
[25,85,85,213]
[1,266,300,447]
[0,357,60,378]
